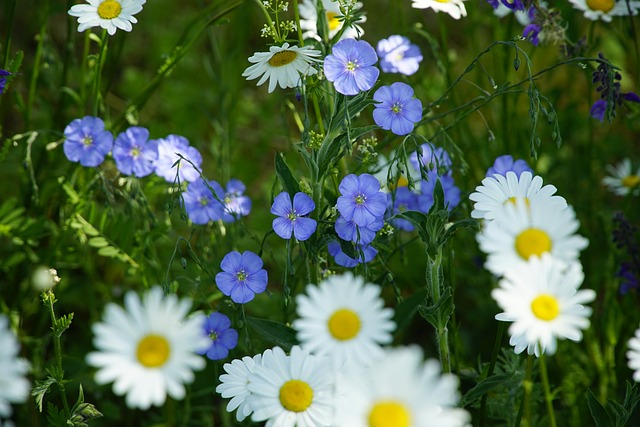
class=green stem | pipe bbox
[427,247,451,373]
[2,0,17,68]
[312,94,325,134]
[46,292,71,417]
[92,31,109,117]
[539,353,557,427]
[517,354,535,427]
[79,32,91,108]
[253,0,279,42]
[26,1,49,127]
[292,0,304,46]
[479,321,506,427]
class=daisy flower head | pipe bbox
[182,178,225,225]
[271,191,317,241]
[337,173,387,227]
[215,250,268,304]
[627,326,640,382]
[63,116,114,167]
[568,0,640,22]
[153,134,203,183]
[112,126,158,177]
[247,346,336,427]
[486,154,532,178]
[68,0,146,36]
[469,171,567,221]
[373,82,423,136]
[242,43,321,93]
[412,0,468,20]
[377,35,423,75]
[197,312,238,361]
[324,38,380,96]
[0,315,30,418]
[492,254,596,356]
[298,0,366,41]
[328,241,378,267]
[477,197,588,276]
[293,272,396,369]
[602,158,640,196]
[335,346,470,427]
[85,287,209,410]
[216,353,263,421]
[220,179,252,222]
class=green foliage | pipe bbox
[588,383,640,427]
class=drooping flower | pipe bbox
[418,170,461,212]
[469,171,567,221]
[337,173,387,227]
[372,82,423,136]
[298,0,366,41]
[411,0,468,19]
[568,0,640,22]
[486,154,533,178]
[85,287,209,409]
[242,43,321,93]
[335,215,383,245]
[216,353,262,421]
[112,126,158,177]
[220,179,252,222]
[215,251,268,304]
[334,346,471,427]
[602,158,640,196]
[492,254,596,356]
[68,0,146,35]
[377,35,423,75]
[247,346,335,427]
[270,192,317,241]
[0,315,30,418]
[324,38,380,96]
[409,143,453,176]
[328,241,378,267]
[63,116,114,167]
[590,99,607,122]
[197,312,238,361]
[153,134,203,183]
[182,178,225,225]
[293,272,396,369]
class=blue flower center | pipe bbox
[236,270,247,281]
[82,136,93,146]
[355,195,366,205]
[130,147,141,159]
[346,60,358,71]
[287,210,298,221]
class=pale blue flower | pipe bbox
[377,35,423,75]
[63,116,113,167]
[373,82,423,135]
[324,39,379,95]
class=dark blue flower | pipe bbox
[387,186,419,231]
[271,192,317,241]
[409,144,452,176]
[113,126,158,177]
[221,179,252,222]
[0,69,10,95]
[154,134,203,183]
[335,215,383,245]
[486,154,532,178]
[328,241,377,267]
[337,173,387,227]
[215,251,268,304]
[183,178,225,224]
[590,99,607,122]
[418,171,460,212]
[501,0,525,10]
[197,312,238,360]
[373,82,423,136]
[63,116,114,167]
[522,24,541,46]
[324,39,380,96]
[377,35,423,76]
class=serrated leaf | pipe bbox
[32,376,57,412]
[588,389,613,427]
[246,317,298,351]
[275,152,300,195]
[460,372,515,407]
[46,402,67,427]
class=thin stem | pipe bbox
[517,354,535,427]
[292,0,304,46]
[2,0,17,68]
[427,248,451,373]
[26,1,49,127]
[539,353,557,427]
[45,292,71,417]
[312,94,325,134]
[253,0,279,42]
[479,321,506,427]
[92,31,109,117]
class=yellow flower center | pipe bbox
[388,176,409,190]
[279,380,314,412]
[326,11,341,31]
[136,334,171,368]
[82,136,93,146]
[531,294,560,321]
[97,0,122,19]
[268,50,298,67]
[347,61,357,71]
[327,308,361,340]
[130,147,141,158]
[368,401,411,427]
[505,196,530,207]
[515,228,552,260]
[622,175,640,189]
[586,0,615,12]
[434,0,451,3]
[391,103,402,114]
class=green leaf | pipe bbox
[246,317,298,351]
[88,237,109,248]
[460,372,515,407]
[418,286,453,330]
[46,402,67,427]
[588,389,613,427]
[275,152,300,195]
[393,289,428,332]
[54,313,74,338]
[68,385,103,427]
[32,376,57,412]
[97,246,120,257]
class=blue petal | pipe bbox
[273,217,293,239]
[293,217,317,241]
[271,192,293,216]
[292,192,315,215]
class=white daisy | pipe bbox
[242,43,322,93]
[492,254,596,357]
[293,272,396,370]
[216,353,263,422]
[86,287,209,409]
[568,0,640,22]
[335,346,470,427]
[477,197,588,276]
[602,158,640,196]
[411,0,468,19]
[247,346,335,427]
[298,0,365,41]
[627,326,640,382]
[0,315,30,418]
[469,171,567,221]
[68,0,146,35]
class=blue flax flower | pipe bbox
[154,134,203,183]
[324,39,380,96]
[377,35,423,75]
[197,312,238,360]
[328,241,377,267]
[63,116,114,167]
[590,100,607,122]
[183,178,225,224]
[337,173,387,227]
[113,126,158,177]
[486,154,532,178]
[409,144,452,176]
[387,186,419,231]
[216,251,268,304]
[418,171,460,212]
[373,82,423,136]
[271,192,317,241]
[0,70,10,94]
[522,24,541,46]
[335,215,383,245]
[220,179,252,222]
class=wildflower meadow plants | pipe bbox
[1,0,640,426]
